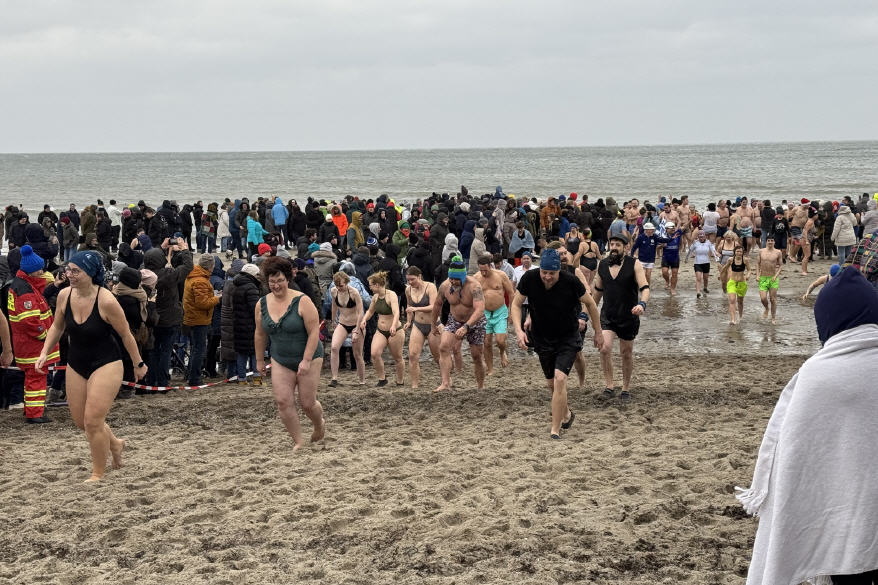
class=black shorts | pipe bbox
[600,317,640,341]
[694,263,710,274]
[534,335,583,379]
[661,258,679,269]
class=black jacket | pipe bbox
[143,248,193,328]
[232,272,262,354]
[318,221,340,244]
[352,252,373,285]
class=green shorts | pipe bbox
[758,276,779,291]
[484,305,509,335]
[726,280,748,297]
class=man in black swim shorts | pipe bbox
[511,249,603,440]
[592,232,650,400]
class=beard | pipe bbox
[607,250,624,265]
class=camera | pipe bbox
[168,238,178,246]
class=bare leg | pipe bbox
[453,344,463,373]
[661,266,670,288]
[770,288,778,323]
[801,242,810,274]
[470,344,485,390]
[427,329,441,364]
[620,339,635,392]
[760,290,769,318]
[644,268,652,284]
[695,271,703,295]
[573,351,585,388]
[79,361,125,482]
[496,333,508,367]
[388,331,406,384]
[484,333,495,374]
[352,331,365,383]
[737,296,745,320]
[270,359,305,449]
[408,327,426,389]
[329,325,346,381]
[435,331,456,391]
[670,268,678,295]
[295,358,325,443]
[727,292,737,324]
[550,371,568,437]
[371,332,388,382]
[599,330,617,390]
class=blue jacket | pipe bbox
[271,200,289,227]
[246,216,267,245]
[229,200,241,234]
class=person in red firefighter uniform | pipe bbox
[8,245,60,423]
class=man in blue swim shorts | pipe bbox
[474,254,516,375]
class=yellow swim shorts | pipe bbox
[726,280,748,297]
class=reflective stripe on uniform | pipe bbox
[9,310,40,322]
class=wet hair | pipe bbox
[477,253,493,265]
[707,203,716,211]
[368,271,388,287]
[492,253,503,264]
[260,256,292,281]
[733,245,744,254]
[406,266,422,277]
[333,271,350,286]
[546,240,563,250]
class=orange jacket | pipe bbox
[331,206,349,236]
[540,200,561,228]
[8,271,60,367]
[182,266,220,326]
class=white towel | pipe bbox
[736,324,878,585]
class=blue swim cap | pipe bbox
[539,249,561,271]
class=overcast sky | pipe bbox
[2,0,877,152]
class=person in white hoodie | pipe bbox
[737,267,878,585]
[218,203,232,256]
[831,204,858,262]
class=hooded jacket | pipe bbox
[831,206,857,247]
[429,216,449,267]
[8,270,60,368]
[232,272,262,354]
[25,223,59,264]
[459,220,476,262]
[442,233,460,263]
[143,247,194,328]
[311,248,338,294]
[183,265,220,326]
[331,206,349,237]
[468,227,487,275]
[271,199,289,228]
[220,259,244,362]
[352,250,374,284]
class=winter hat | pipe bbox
[293,258,306,270]
[119,267,142,288]
[257,243,271,255]
[60,216,70,225]
[308,242,320,253]
[122,208,131,218]
[319,242,333,253]
[325,214,333,221]
[18,245,44,274]
[227,258,245,277]
[139,269,157,289]
[814,267,878,344]
[448,255,467,283]
[241,263,259,277]
[199,254,215,271]
[459,202,471,213]
[112,261,127,275]
[569,192,578,201]
[68,250,105,285]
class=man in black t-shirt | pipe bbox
[511,249,603,440]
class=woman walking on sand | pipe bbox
[254,257,325,450]
[36,251,147,482]
[719,245,750,325]
[403,266,439,389]
[328,271,365,387]
[359,271,405,387]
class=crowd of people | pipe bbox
[1,188,877,468]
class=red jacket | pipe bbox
[8,271,60,368]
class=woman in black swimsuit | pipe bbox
[719,245,751,325]
[328,271,365,387]
[403,266,439,389]
[577,229,601,284]
[36,251,147,482]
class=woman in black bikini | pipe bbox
[328,271,365,387]
[719,245,751,325]
[359,271,405,387]
[36,251,147,482]
[403,266,439,389]
[577,228,601,284]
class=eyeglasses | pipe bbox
[64,266,83,276]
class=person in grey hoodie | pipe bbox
[831,205,858,262]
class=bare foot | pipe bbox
[110,438,125,470]
[84,475,103,483]
[411,385,418,390]
[801,271,809,276]
[311,418,325,443]
[729,320,735,325]
[485,369,494,376]
[771,318,777,325]
[292,442,304,452]
[670,289,676,296]
[433,383,450,393]
[762,309,769,319]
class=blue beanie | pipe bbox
[18,245,44,274]
[815,267,878,344]
[69,250,105,285]
[539,249,561,271]
[448,255,467,283]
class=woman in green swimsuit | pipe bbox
[359,271,405,387]
[254,257,325,450]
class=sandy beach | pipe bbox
[0,256,830,584]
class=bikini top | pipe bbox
[409,288,430,307]
[731,259,746,272]
[374,294,393,315]
[334,289,356,308]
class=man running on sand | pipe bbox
[473,254,515,375]
[756,235,783,324]
[431,255,486,391]
[511,249,603,440]
[592,232,650,401]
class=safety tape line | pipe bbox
[2,364,270,393]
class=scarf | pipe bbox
[115,282,148,321]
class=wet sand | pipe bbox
[0,254,828,584]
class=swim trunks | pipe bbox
[444,314,486,346]
[661,259,680,269]
[483,305,509,335]
[726,280,748,297]
[534,334,582,379]
[758,276,779,291]
[600,317,640,341]
[641,262,655,270]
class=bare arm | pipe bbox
[591,271,604,306]
[632,260,650,316]
[468,283,485,325]
[297,295,321,370]
[254,298,269,375]
[36,288,70,371]
[430,281,447,332]
[501,272,515,307]
[388,290,401,334]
